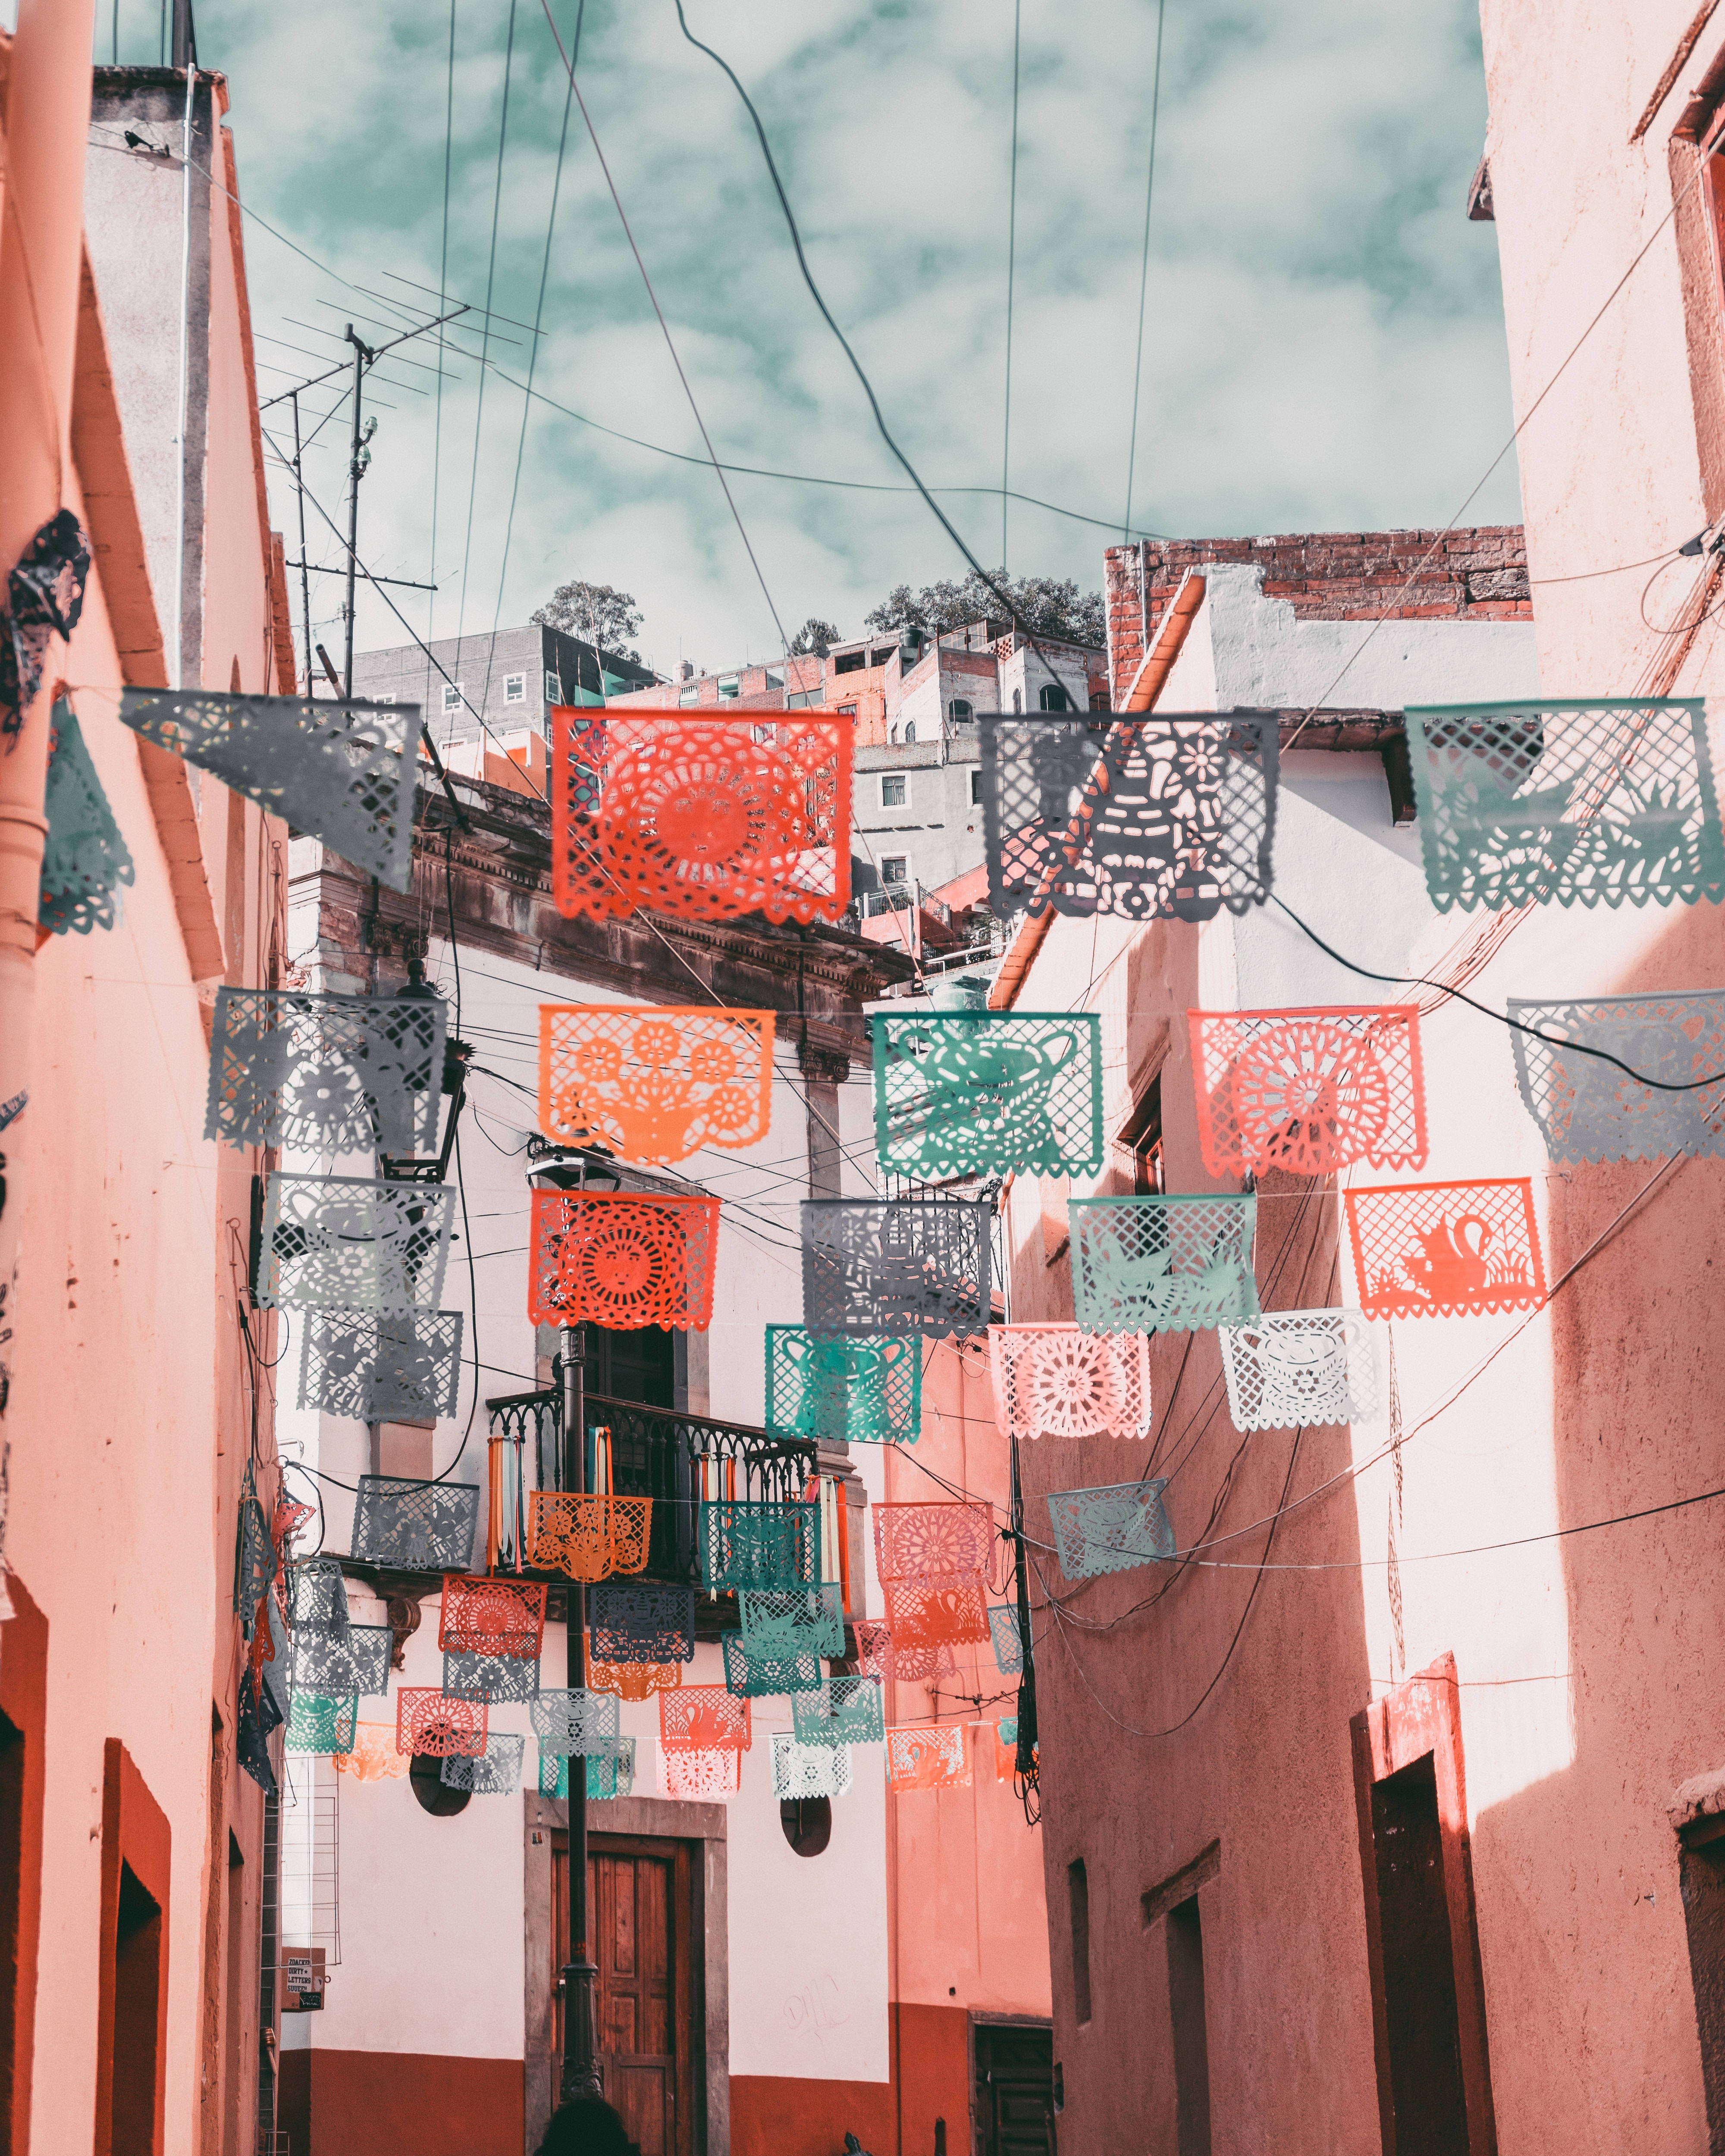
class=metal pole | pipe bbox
[291,390,314,697]
[558,1318,602,2103]
[341,324,371,701]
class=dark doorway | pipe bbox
[588,1324,674,1407]
[1368,1752,1468,2155]
[553,1832,696,2156]
[972,2020,1056,2156]
[112,1861,163,2156]
[1166,1899,1212,2156]
[1676,1814,1725,2149]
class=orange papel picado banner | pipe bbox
[538,1004,774,1164]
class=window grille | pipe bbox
[279,1755,341,1966]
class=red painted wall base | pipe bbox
[278,2047,523,2156]
[730,2000,972,2156]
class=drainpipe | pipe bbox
[0,0,99,1470]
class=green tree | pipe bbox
[532,580,645,662]
[789,617,842,657]
[863,568,1104,646]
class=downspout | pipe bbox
[172,56,196,690]
[0,0,100,1557]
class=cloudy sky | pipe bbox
[109,0,1515,677]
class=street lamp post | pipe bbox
[558,1315,603,2104]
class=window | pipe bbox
[881,773,908,808]
[970,768,984,806]
[718,677,740,700]
[766,671,784,689]
[441,682,463,714]
[780,1797,832,1857]
[1068,1859,1091,2024]
[375,692,396,704]
[903,722,917,745]
[837,702,857,718]
[879,855,909,886]
[544,670,561,704]
[1166,1899,1213,2156]
[504,672,525,704]
[869,648,894,668]
[1039,684,1071,711]
[1012,689,1023,714]
[834,650,867,675]
[678,686,699,707]
[948,698,973,722]
[1120,1074,1165,1194]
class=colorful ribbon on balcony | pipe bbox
[259,1174,454,1312]
[801,1197,992,1340]
[550,709,851,924]
[1218,1309,1380,1431]
[1507,990,1725,1161]
[980,712,1278,921]
[207,986,445,1154]
[1404,697,1725,911]
[349,1473,480,1572]
[988,1324,1153,1441]
[1189,1005,1427,1176]
[1344,1178,1547,1319]
[1046,1480,1176,1579]
[527,1493,653,1583]
[538,1004,774,1163]
[529,1189,720,1330]
[395,1687,488,1758]
[872,1011,1104,1178]
[437,1575,547,1660]
[886,1722,970,1792]
[765,1327,921,1446]
[1069,1194,1259,1334]
[119,686,419,891]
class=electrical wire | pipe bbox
[428,0,458,642]
[1002,0,1021,573]
[1120,0,1166,546]
[455,0,519,644]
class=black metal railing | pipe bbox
[486,1388,819,1585]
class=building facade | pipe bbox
[2,30,295,2156]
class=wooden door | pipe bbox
[973,2021,1056,2156]
[550,1833,694,2156]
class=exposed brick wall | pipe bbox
[1104,527,1530,700]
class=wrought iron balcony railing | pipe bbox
[485,1387,819,1586]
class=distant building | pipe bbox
[350,623,658,759]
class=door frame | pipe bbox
[586,1831,695,2156]
[525,1791,729,2156]
[969,2012,1057,2156]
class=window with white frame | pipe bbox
[504,673,526,704]
[970,768,984,806]
[880,773,908,809]
[544,669,561,703]
[879,854,909,885]
[442,682,464,714]
[718,677,740,700]
[678,685,699,706]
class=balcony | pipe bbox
[484,1388,819,1591]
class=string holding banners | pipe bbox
[298,1308,464,1425]
[119,688,420,892]
[765,1328,921,1447]
[207,987,445,1154]
[551,708,851,926]
[988,1324,1153,1441]
[980,711,1279,922]
[529,1189,719,1331]
[539,1004,773,1164]
[1344,1179,1547,1321]
[872,1011,1104,1179]
[257,1174,453,1312]
[1046,1480,1177,1581]
[1403,697,1725,912]
[1506,989,1725,1162]
[802,1198,992,1341]
[1218,1309,1382,1432]
[1189,1005,1427,1178]
[1070,1194,1259,1335]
